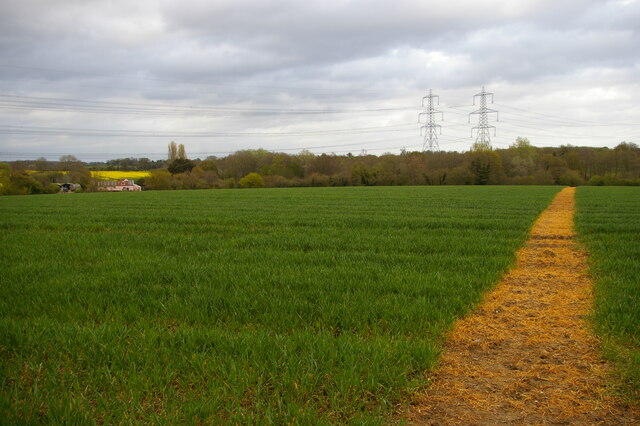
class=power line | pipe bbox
[0,64,399,98]
[495,104,640,127]
[0,122,416,138]
[0,94,415,116]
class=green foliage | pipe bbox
[31,171,64,186]
[221,177,236,188]
[468,150,504,185]
[145,168,172,190]
[67,168,91,188]
[510,137,536,157]
[7,141,640,196]
[575,187,640,400]
[58,156,92,189]
[33,157,50,171]
[239,172,264,188]
[531,170,555,185]
[351,162,374,185]
[508,155,536,177]
[470,141,492,152]
[220,149,271,180]
[506,139,536,178]
[259,154,304,179]
[198,158,219,174]
[557,170,585,186]
[0,166,52,195]
[0,186,560,423]
[587,175,640,186]
[167,158,195,175]
[100,157,165,171]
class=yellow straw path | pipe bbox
[403,187,639,424]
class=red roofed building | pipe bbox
[98,179,142,191]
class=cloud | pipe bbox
[0,0,638,159]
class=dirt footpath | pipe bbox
[404,187,638,425]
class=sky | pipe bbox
[0,0,639,162]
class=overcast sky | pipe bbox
[1,0,639,161]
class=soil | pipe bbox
[402,187,639,425]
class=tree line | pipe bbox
[135,139,640,190]
[2,139,639,195]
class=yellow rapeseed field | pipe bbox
[26,170,149,180]
[91,171,150,180]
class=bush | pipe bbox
[239,173,264,188]
[588,175,606,186]
[44,184,61,194]
[588,175,640,186]
[145,169,172,190]
[558,170,585,186]
[263,175,292,188]
[531,170,555,185]
[506,176,536,185]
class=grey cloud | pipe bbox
[3,0,630,86]
[1,0,639,159]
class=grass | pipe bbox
[575,187,640,401]
[0,186,560,423]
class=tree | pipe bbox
[178,143,186,160]
[471,141,492,152]
[351,163,375,185]
[33,157,49,171]
[504,137,537,177]
[168,141,178,162]
[59,155,79,163]
[3,169,46,195]
[468,150,504,185]
[167,158,195,175]
[510,137,536,159]
[239,172,264,188]
[405,152,428,184]
[58,156,91,189]
[0,163,11,195]
[310,154,341,176]
[297,149,315,176]
[613,142,640,178]
[221,150,269,179]
[541,154,568,184]
[199,158,219,174]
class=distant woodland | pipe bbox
[2,139,640,195]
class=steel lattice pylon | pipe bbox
[418,89,443,152]
[469,86,499,150]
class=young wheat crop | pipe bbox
[0,186,560,423]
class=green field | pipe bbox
[1,186,560,423]
[575,187,640,400]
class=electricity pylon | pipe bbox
[469,86,498,150]
[418,89,443,152]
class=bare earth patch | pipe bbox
[403,187,639,424]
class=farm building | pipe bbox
[98,179,142,192]
[56,183,81,193]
